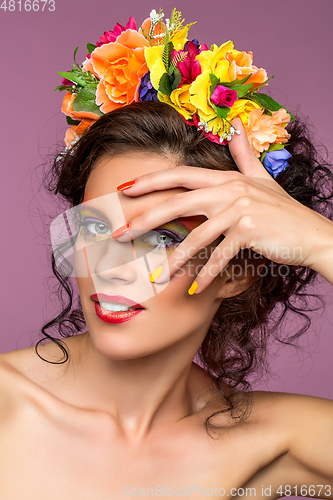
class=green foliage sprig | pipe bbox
[54,46,102,117]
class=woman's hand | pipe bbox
[113,118,333,293]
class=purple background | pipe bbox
[1,0,333,398]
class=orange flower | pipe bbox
[139,17,167,45]
[245,108,291,157]
[63,117,97,147]
[225,50,267,90]
[61,92,99,145]
[64,127,77,148]
[89,30,149,113]
[82,57,100,79]
[61,91,100,122]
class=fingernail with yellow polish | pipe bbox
[188,281,198,295]
[149,266,162,283]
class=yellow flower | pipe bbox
[196,40,234,81]
[226,99,261,127]
[144,26,188,93]
[171,27,188,50]
[144,46,166,91]
[203,116,227,137]
[189,71,216,119]
[158,84,196,120]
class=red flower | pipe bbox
[182,114,227,145]
[172,40,208,87]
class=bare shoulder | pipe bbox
[0,347,37,426]
[242,389,333,446]
[0,338,80,435]
[0,345,46,402]
[0,337,75,407]
[249,389,333,425]
[236,390,333,497]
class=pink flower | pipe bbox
[210,85,237,108]
[172,40,207,87]
[87,17,137,58]
[97,16,136,46]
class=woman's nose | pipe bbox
[93,238,140,282]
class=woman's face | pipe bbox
[75,153,229,361]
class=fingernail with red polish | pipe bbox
[117,180,135,191]
[111,224,130,239]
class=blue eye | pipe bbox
[81,218,112,239]
[80,218,186,253]
[141,229,185,253]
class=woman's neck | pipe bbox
[60,332,214,442]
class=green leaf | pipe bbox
[66,116,81,126]
[58,71,86,87]
[210,74,252,99]
[171,69,182,91]
[269,143,285,152]
[209,74,220,94]
[260,143,285,162]
[87,43,97,54]
[250,93,295,121]
[219,78,253,98]
[73,46,80,68]
[158,73,172,96]
[228,74,252,86]
[250,93,283,111]
[162,41,173,73]
[54,84,73,93]
[287,111,295,122]
[211,103,230,120]
[169,50,187,75]
[232,82,253,98]
[71,87,103,116]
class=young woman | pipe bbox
[0,10,332,499]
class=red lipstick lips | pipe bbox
[90,294,145,324]
[91,294,144,309]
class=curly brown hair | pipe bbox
[39,100,333,434]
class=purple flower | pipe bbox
[210,85,237,108]
[262,149,292,178]
[138,72,158,101]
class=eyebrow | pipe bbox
[80,205,195,232]
[80,205,109,220]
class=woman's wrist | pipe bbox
[308,216,333,285]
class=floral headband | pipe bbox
[56,8,294,179]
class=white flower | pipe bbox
[150,9,164,23]
[165,18,175,31]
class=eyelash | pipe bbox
[80,218,185,252]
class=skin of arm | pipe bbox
[241,392,333,499]
[309,212,333,286]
